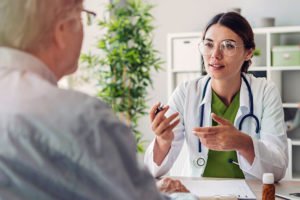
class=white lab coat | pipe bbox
[144,73,288,181]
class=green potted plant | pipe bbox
[81,0,162,153]
[253,48,261,57]
[252,48,262,66]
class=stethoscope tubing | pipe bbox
[198,74,260,153]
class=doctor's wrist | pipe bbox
[153,138,172,165]
[236,133,255,164]
[155,137,172,149]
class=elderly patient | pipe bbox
[0,0,195,199]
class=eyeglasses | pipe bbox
[198,40,243,57]
[81,9,97,25]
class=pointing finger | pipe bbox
[211,113,231,126]
[193,126,220,134]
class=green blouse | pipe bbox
[202,91,244,178]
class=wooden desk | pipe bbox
[247,180,300,199]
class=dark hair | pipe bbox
[202,12,255,73]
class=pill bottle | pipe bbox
[262,173,275,200]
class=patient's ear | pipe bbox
[53,20,68,49]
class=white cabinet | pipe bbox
[167,33,203,97]
[167,26,300,180]
[172,37,201,70]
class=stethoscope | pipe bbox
[194,73,260,168]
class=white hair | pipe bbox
[0,0,83,52]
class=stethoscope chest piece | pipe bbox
[193,156,206,168]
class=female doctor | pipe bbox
[144,12,288,181]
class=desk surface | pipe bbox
[174,177,300,199]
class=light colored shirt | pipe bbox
[0,47,197,200]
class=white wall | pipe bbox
[60,0,108,93]
[82,0,108,54]
[140,0,300,147]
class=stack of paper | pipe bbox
[180,179,256,200]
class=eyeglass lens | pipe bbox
[199,40,238,56]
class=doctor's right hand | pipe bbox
[150,102,180,165]
[150,102,180,145]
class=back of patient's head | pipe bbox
[0,0,83,53]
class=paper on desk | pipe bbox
[180,179,256,199]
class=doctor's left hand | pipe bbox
[193,113,254,154]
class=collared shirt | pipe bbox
[0,47,196,200]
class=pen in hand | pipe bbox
[154,104,164,116]
[228,158,239,166]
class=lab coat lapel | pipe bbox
[199,75,212,127]
[190,75,212,177]
[234,73,251,130]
